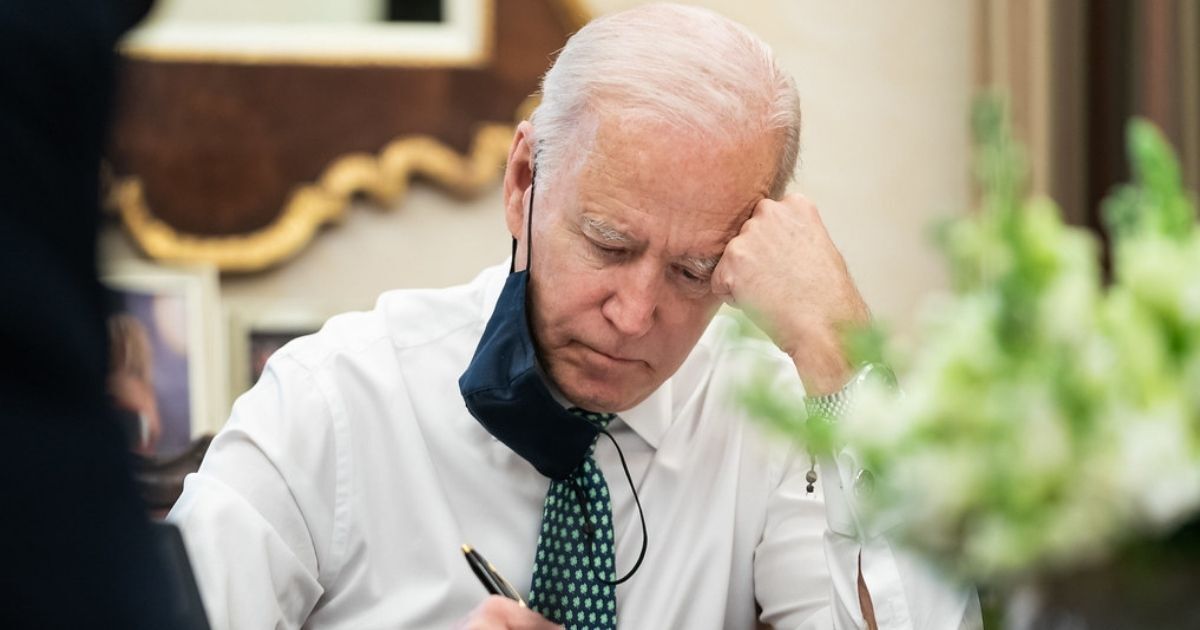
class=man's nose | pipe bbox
[601,263,659,338]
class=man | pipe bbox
[170,5,980,628]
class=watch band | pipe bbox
[804,384,852,420]
[804,362,896,421]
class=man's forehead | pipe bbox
[559,113,774,252]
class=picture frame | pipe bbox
[103,261,225,457]
[228,307,328,400]
[120,0,491,66]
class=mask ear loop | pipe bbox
[509,169,536,274]
[596,427,648,586]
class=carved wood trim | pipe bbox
[109,122,515,272]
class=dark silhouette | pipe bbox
[0,0,175,627]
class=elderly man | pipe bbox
[170,4,980,629]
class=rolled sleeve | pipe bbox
[168,355,349,630]
[171,473,324,630]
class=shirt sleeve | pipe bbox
[168,355,349,630]
[754,446,982,630]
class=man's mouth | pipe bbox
[578,341,641,366]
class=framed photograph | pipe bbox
[103,261,225,458]
[121,0,489,65]
[228,307,327,399]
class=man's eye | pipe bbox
[677,267,708,285]
[589,241,625,257]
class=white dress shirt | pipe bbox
[169,263,980,629]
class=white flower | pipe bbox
[1014,385,1071,477]
[1111,401,1200,529]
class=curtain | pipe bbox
[975,0,1199,252]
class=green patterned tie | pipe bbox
[528,409,618,630]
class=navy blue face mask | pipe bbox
[457,172,605,481]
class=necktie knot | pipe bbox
[568,408,616,432]
[569,408,615,455]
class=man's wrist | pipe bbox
[786,325,853,396]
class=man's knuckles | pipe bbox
[710,261,735,296]
[459,597,567,630]
[721,236,749,263]
[477,596,515,615]
[774,194,824,225]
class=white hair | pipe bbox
[529,3,801,198]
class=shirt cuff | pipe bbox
[818,448,896,540]
[819,448,915,630]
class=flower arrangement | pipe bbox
[740,97,1200,587]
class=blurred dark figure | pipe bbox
[0,0,174,627]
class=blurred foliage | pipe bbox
[739,93,1200,586]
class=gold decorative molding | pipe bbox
[110,122,514,273]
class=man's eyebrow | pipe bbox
[679,254,720,276]
[581,215,634,244]
[580,214,719,272]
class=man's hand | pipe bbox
[456,597,564,630]
[712,194,870,395]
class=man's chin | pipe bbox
[552,370,648,414]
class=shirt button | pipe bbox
[854,469,875,497]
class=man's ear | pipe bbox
[503,121,535,243]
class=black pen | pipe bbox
[461,544,527,607]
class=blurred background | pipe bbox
[97,0,1198,457]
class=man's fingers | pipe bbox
[457,596,564,630]
[710,255,734,301]
[714,192,822,305]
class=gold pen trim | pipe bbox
[461,544,527,607]
[488,560,527,608]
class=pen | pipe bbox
[461,544,527,607]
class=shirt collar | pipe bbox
[542,372,673,451]
[613,379,672,450]
[479,259,511,322]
